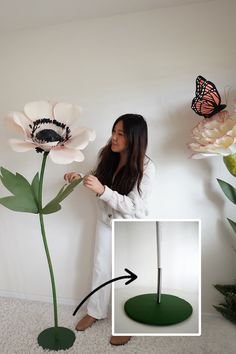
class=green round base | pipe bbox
[37,327,76,351]
[124,293,193,326]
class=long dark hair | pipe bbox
[94,114,148,195]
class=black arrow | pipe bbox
[73,268,137,316]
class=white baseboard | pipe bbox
[202,312,221,318]
[0,290,221,318]
[0,290,78,307]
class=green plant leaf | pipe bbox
[57,178,83,201]
[42,202,62,214]
[227,218,236,234]
[0,167,39,213]
[42,177,83,215]
[217,179,236,204]
[0,167,32,196]
[225,292,236,310]
[31,172,40,204]
[52,184,68,203]
[213,305,236,324]
[42,185,67,214]
[223,154,236,177]
[214,284,236,295]
[0,195,38,213]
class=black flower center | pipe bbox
[35,129,64,143]
[30,118,71,153]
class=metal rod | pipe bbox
[157,267,162,303]
[156,222,162,303]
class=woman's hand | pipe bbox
[64,172,81,183]
[83,175,105,195]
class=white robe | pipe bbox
[87,158,155,318]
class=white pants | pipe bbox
[87,220,112,319]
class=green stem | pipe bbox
[38,152,58,328]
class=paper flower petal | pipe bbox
[24,101,53,120]
[49,147,84,164]
[191,153,219,159]
[6,101,95,164]
[189,112,236,158]
[54,102,81,126]
[6,112,32,137]
[67,128,96,150]
[9,139,35,152]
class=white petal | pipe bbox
[74,150,85,162]
[66,128,96,150]
[229,143,236,154]
[72,126,96,139]
[87,129,96,141]
[191,152,218,159]
[210,148,231,155]
[5,116,25,136]
[24,101,53,120]
[215,136,234,148]
[39,141,61,151]
[49,147,84,164]
[9,139,35,152]
[53,102,81,126]
[5,111,32,137]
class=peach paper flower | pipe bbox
[189,111,236,159]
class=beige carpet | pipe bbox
[0,296,235,354]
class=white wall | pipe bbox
[0,0,236,313]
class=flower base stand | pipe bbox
[38,327,76,351]
[124,293,192,326]
[125,222,193,326]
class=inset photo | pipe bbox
[112,219,201,336]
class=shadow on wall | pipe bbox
[217,219,236,253]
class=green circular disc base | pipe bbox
[124,293,193,326]
[37,327,76,351]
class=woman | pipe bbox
[64,113,155,346]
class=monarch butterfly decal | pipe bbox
[191,75,226,118]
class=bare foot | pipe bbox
[110,336,131,346]
[75,314,97,331]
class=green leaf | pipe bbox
[225,293,236,310]
[0,167,39,213]
[213,305,236,324]
[0,195,38,213]
[42,177,83,215]
[31,172,40,204]
[227,218,236,235]
[52,184,68,203]
[42,185,67,214]
[0,168,15,193]
[42,202,61,215]
[57,178,82,200]
[214,284,236,296]
[0,168,32,196]
[223,154,236,177]
[217,179,236,204]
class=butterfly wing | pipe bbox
[192,98,225,118]
[195,75,207,97]
[191,75,226,118]
[195,75,204,96]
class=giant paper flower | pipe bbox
[7,101,95,164]
[0,100,97,350]
[189,111,236,159]
[189,77,236,325]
